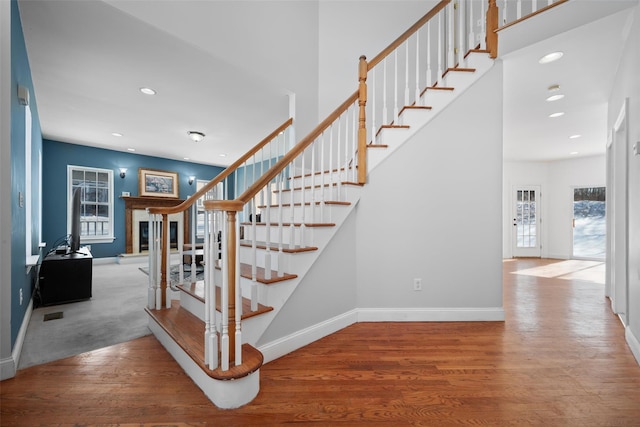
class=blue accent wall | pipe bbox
[42,139,225,258]
[11,0,43,346]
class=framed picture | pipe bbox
[138,168,179,198]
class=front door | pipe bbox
[512,186,541,257]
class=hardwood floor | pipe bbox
[2,258,639,426]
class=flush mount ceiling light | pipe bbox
[546,94,565,102]
[127,148,136,152]
[188,131,205,142]
[548,84,561,92]
[549,112,565,118]
[111,132,123,137]
[570,151,579,155]
[139,87,157,95]
[539,51,563,64]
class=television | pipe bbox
[69,187,82,253]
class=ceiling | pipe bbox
[17,0,638,167]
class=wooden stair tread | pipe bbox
[376,124,410,137]
[177,282,274,320]
[367,144,389,148]
[443,67,476,74]
[241,222,335,228]
[145,301,263,380]
[213,261,298,284]
[274,181,362,192]
[291,167,354,180]
[239,240,318,254]
[257,201,351,208]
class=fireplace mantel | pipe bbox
[122,196,189,254]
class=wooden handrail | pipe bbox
[148,117,293,215]
[367,0,450,70]
[496,0,569,32]
[205,90,360,210]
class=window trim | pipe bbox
[67,165,115,244]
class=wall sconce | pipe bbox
[188,176,195,185]
[187,131,205,143]
[119,168,127,178]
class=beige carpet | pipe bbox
[18,261,151,369]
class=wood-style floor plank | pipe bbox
[2,258,640,426]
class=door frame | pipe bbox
[606,98,629,325]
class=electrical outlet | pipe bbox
[413,278,422,291]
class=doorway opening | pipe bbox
[572,187,606,260]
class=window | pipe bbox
[67,165,115,243]
[196,179,222,238]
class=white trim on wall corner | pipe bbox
[626,326,640,367]
[258,307,505,365]
[0,298,33,380]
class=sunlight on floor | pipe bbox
[511,260,605,285]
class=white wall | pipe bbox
[503,156,606,259]
[607,1,640,363]
[356,62,503,313]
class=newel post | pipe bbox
[357,55,368,185]
[486,0,499,58]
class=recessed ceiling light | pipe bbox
[570,151,579,155]
[219,153,227,157]
[546,94,565,102]
[569,134,581,139]
[111,132,123,137]
[127,148,135,152]
[539,51,563,64]
[183,157,190,160]
[549,112,565,118]
[139,87,157,95]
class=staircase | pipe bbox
[143,0,566,409]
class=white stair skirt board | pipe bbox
[626,326,640,367]
[147,317,260,409]
[357,307,505,322]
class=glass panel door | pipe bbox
[513,186,541,257]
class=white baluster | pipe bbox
[415,30,421,105]
[234,223,242,366]
[336,116,342,210]
[480,0,487,50]
[393,50,399,123]
[310,140,316,224]
[155,217,162,310]
[328,125,334,203]
[404,40,410,108]
[264,186,272,281]
[220,212,229,371]
[371,67,376,143]
[468,0,475,52]
[382,58,388,124]
[320,133,326,221]
[288,158,295,250]
[299,149,306,247]
[447,2,455,68]
[165,218,171,309]
[458,0,465,66]
[147,213,156,309]
[190,205,197,282]
[548,0,552,6]
[517,0,522,20]
[503,0,508,25]
[352,101,358,185]
[203,209,211,366]
[437,11,444,86]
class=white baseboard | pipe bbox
[258,307,504,365]
[626,326,640,367]
[259,310,358,364]
[0,298,33,380]
[357,307,505,322]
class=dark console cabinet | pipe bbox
[39,247,93,306]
